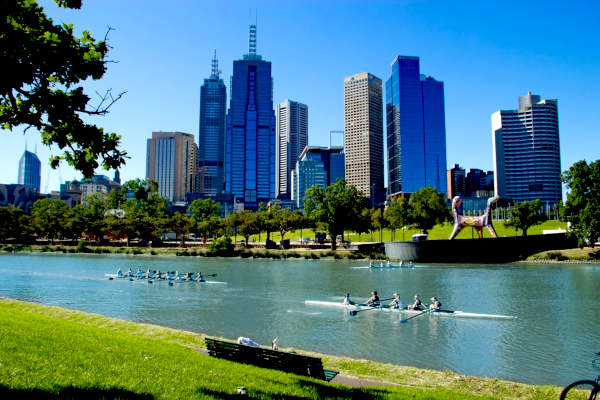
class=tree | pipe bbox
[562,160,600,247]
[169,212,194,247]
[0,206,31,242]
[31,198,70,243]
[271,205,303,248]
[258,202,277,245]
[104,213,136,246]
[385,194,411,240]
[505,199,546,237]
[228,210,260,247]
[408,187,451,234]
[304,179,368,250]
[196,216,225,244]
[1,0,127,177]
[188,198,221,243]
[371,208,387,242]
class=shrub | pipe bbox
[208,236,234,257]
[334,253,342,260]
[131,248,143,255]
[75,240,92,253]
[310,253,320,259]
[545,251,567,261]
[3,245,14,252]
[150,250,157,255]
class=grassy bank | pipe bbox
[0,298,561,399]
[526,247,600,262]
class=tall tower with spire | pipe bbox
[18,144,41,192]
[198,50,227,197]
[225,24,275,210]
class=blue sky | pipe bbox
[2,0,599,193]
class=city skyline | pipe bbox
[1,1,598,195]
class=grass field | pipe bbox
[259,220,567,243]
[0,298,562,399]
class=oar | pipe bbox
[400,309,429,323]
[349,298,394,316]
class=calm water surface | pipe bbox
[0,253,598,386]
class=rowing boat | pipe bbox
[351,265,416,270]
[304,300,516,320]
[104,274,225,284]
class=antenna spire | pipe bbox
[210,49,219,78]
[248,24,257,55]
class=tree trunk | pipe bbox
[330,234,337,251]
[180,234,185,248]
[245,236,249,247]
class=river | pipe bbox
[0,253,598,386]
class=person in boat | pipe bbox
[175,271,183,280]
[369,260,373,267]
[389,293,402,309]
[166,271,172,280]
[127,268,133,277]
[386,260,391,267]
[196,272,205,282]
[137,269,143,278]
[429,297,442,311]
[407,295,424,310]
[366,291,380,306]
[117,268,122,277]
[343,293,354,305]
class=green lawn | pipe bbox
[259,220,567,243]
[0,298,561,399]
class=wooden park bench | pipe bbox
[205,338,338,382]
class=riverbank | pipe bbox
[0,298,561,399]
[525,247,600,263]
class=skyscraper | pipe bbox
[146,131,196,202]
[492,92,561,204]
[17,150,41,192]
[290,146,344,208]
[276,99,308,198]
[386,56,447,195]
[446,163,465,199]
[198,50,227,197]
[344,72,384,202]
[225,25,275,210]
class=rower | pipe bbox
[380,260,384,267]
[137,269,143,278]
[127,268,133,277]
[117,268,122,277]
[369,260,373,267]
[186,272,194,281]
[343,293,354,305]
[175,271,182,280]
[429,297,442,311]
[407,295,424,310]
[386,260,391,267]
[166,271,172,280]
[389,293,402,309]
[366,291,380,307]
[196,272,205,282]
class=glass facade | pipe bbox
[492,94,561,204]
[198,54,227,197]
[225,38,275,210]
[290,146,345,208]
[386,56,447,195]
[17,150,41,192]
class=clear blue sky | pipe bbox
[2,0,599,193]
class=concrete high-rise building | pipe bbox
[492,92,561,204]
[446,163,465,199]
[385,56,447,196]
[344,72,384,202]
[290,146,344,208]
[276,100,308,198]
[198,50,227,197]
[146,131,196,202]
[225,24,275,210]
[17,150,41,192]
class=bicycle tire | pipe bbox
[560,380,600,400]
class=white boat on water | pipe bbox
[304,300,516,320]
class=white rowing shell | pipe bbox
[304,300,516,320]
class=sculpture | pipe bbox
[449,196,499,240]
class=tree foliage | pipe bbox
[228,210,260,247]
[505,199,546,237]
[303,179,368,250]
[31,198,70,243]
[1,0,127,177]
[407,187,452,234]
[562,160,600,247]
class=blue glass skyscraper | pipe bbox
[18,149,41,192]
[225,25,275,210]
[198,50,227,197]
[386,56,447,195]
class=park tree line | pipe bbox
[1,161,598,249]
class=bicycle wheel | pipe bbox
[560,380,600,400]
